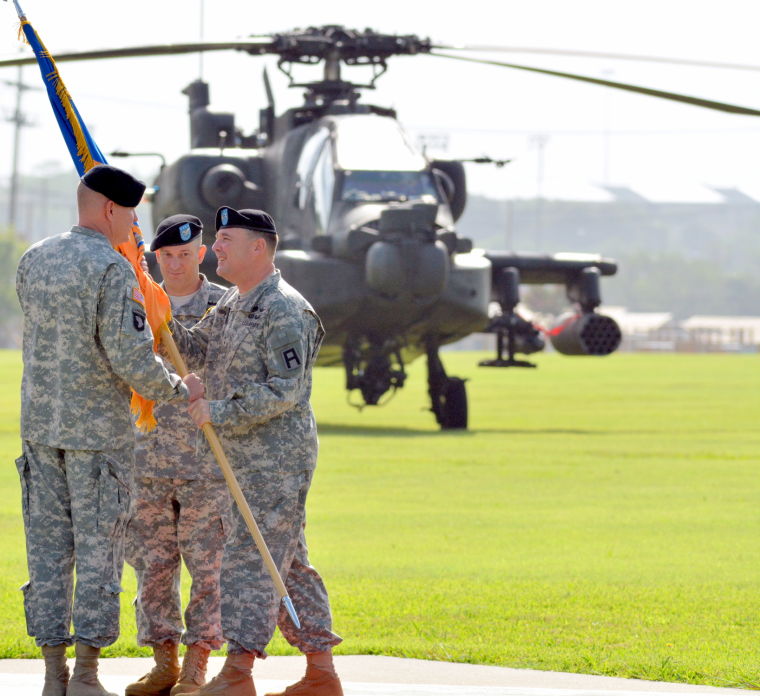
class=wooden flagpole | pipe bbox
[160,325,301,629]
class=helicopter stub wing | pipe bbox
[481,250,617,285]
[479,251,621,358]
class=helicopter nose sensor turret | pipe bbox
[364,203,449,302]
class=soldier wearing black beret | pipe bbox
[81,163,146,208]
[73,164,147,251]
[170,205,343,696]
[215,206,278,256]
[125,212,229,696]
[150,214,203,251]
[216,207,277,235]
[15,168,203,696]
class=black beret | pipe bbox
[81,164,146,208]
[151,214,203,251]
[216,206,277,235]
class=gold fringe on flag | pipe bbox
[52,73,100,172]
[18,20,101,172]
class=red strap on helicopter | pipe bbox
[540,313,580,337]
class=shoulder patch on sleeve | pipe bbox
[131,287,145,306]
[269,329,305,372]
[132,310,146,332]
[280,345,302,370]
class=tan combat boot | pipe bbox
[126,641,181,696]
[169,644,210,696]
[265,659,343,696]
[66,643,118,696]
[187,652,255,696]
[41,644,69,696]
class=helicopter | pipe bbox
[11,26,755,428]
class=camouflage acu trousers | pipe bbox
[16,440,133,648]
[222,468,342,656]
[126,477,230,649]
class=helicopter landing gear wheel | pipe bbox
[427,343,468,430]
[439,377,468,430]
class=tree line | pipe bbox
[458,194,760,318]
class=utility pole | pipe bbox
[529,133,549,250]
[4,64,38,231]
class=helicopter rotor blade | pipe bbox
[431,51,760,116]
[0,38,276,68]
[4,30,759,117]
[432,44,760,73]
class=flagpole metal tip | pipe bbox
[282,595,301,629]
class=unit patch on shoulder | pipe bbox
[281,346,302,370]
[132,287,145,305]
[132,311,146,332]
[271,329,303,372]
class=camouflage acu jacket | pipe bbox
[134,275,226,479]
[16,225,186,451]
[171,271,325,475]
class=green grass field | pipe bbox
[0,350,758,688]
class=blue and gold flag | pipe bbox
[14,2,106,175]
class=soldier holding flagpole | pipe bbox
[175,207,343,696]
[6,3,331,695]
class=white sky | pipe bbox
[2,0,760,201]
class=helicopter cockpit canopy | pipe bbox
[341,169,439,204]
[335,115,438,204]
[297,115,439,223]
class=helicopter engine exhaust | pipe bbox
[201,163,249,208]
[549,312,622,356]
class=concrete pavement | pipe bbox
[0,655,753,696]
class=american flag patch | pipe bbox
[132,287,145,305]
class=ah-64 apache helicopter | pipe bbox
[6,27,755,428]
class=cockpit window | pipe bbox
[334,114,425,171]
[296,127,330,209]
[332,115,438,203]
[312,141,335,231]
[341,170,439,203]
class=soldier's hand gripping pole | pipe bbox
[159,325,302,629]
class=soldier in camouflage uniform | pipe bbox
[124,215,229,696]
[173,207,343,696]
[15,166,204,696]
